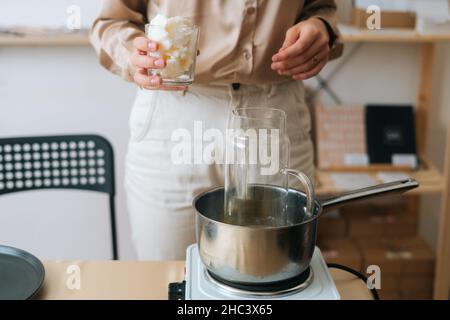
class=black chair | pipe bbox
[0,135,118,260]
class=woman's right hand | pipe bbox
[130,37,187,91]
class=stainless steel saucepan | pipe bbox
[193,178,418,286]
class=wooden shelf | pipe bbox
[324,23,450,299]
[0,33,90,46]
[315,164,445,196]
[340,24,450,43]
[1,24,449,46]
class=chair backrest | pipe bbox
[0,135,115,196]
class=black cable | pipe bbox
[327,263,380,300]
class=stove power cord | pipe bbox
[327,263,380,300]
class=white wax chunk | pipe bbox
[148,14,195,78]
[150,14,168,27]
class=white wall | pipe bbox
[0,45,137,260]
[0,1,448,260]
[0,0,138,260]
[0,0,100,28]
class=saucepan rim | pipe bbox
[193,186,322,231]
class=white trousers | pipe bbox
[125,81,314,260]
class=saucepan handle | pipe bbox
[280,168,315,214]
[320,178,419,213]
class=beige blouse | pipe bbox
[90,0,342,85]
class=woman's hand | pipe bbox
[271,18,330,81]
[130,37,187,91]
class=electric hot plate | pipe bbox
[170,245,340,300]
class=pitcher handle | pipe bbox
[280,169,315,214]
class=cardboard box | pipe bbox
[347,213,417,238]
[400,289,433,300]
[400,276,433,292]
[357,237,434,300]
[357,237,435,277]
[380,291,401,300]
[341,196,416,218]
[318,238,362,272]
[391,238,435,276]
[317,211,347,238]
[377,275,434,300]
[379,275,400,293]
[343,200,418,238]
[380,290,432,300]
[352,8,416,29]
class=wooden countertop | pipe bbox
[34,261,373,300]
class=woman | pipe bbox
[91,0,342,260]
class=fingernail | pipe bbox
[150,78,160,86]
[148,42,157,50]
[154,59,164,67]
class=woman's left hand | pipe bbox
[271,18,330,81]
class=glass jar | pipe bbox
[145,24,200,86]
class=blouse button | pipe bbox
[247,7,256,15]
[243,50,251,60]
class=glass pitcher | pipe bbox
[224,107,314,227]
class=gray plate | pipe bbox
[0,246,45,300]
